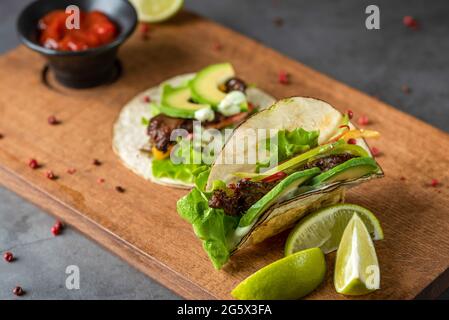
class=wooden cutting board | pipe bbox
[1,11,448,300]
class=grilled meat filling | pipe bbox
[147,114,193,152]
[301,153,355,172]
[224,77,247,93]
[209,179,278,217]
[209,153,358,217]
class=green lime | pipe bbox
[334,213,380,295]
[285,203,383,256]
[231,248,325,300]
[130,0,184,23]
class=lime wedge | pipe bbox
[130,0,184,23]
[285,203,383,256]
[231,248,326,300]
[334,214,380,295]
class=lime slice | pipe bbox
[130,0,184,23]
[334,214,380,295]
[285,203,383,256]
[231,248,326,300]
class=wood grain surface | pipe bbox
[0,11,448,300]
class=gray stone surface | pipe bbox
[0,0,448,299]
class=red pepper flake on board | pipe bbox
[400,176,406,181]
[278,71,290,85]
[0,133,4,139]
[213,42,223,51]
[67,168,77,175]
[12,286,25,297]
[347,110,354,119]
[3,251,14,262]
[403,16,419,30]
[92,159,102,166]
[357,115,370,126]
[143,95,151,103]
[46,170,56,180]
[430,178,440,187]
[347,138,357,145]
[28,158,39,169]
[140,22,151,40]
[370,147,381,157]
[97,178,105,184]
[47,115,59,125]
[115,186,125,193]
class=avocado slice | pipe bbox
[190,63,235,107]
[310,157,379,186]
[234,140,346,181]
[159,84,210,119]
[239,167,321,227]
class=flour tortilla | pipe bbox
[204,97,383,251]
[112,73,276,188]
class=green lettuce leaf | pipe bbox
[177,187,239,269]
[152,139,206,184]
[257,128,319,172]
[152,159,201,183]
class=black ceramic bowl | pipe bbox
[17,0,137,88]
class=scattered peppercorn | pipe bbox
[347,138,357,145]
[143,96,151,103]
[92,159,102,166]
[67,168,77,174]
[347,110,354,119]
[28,158,39,169]
[401,85,412,94]
[431,179,439,187]
[278,71,290,85]
[13,286,24,296]
[3,251,14,262]
[47,115,59,125]
[0,133,3,139]
[273,17,284,27]
[54,220,64,230]
[370,147,381,157]
[400,176,406,181]
[51,225,61,236]
[358,115,370,126]
[403,16,419,30]
[213,42,222,51]
[46,170,56,180]
[115,186,125,193]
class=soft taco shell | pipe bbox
[113,73,276,189]
[204,97,383,252]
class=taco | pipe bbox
[113,62,275,188]
[177,97,384,269]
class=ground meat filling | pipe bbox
[302,153,356,172]
[209,153,358,217]
[147,114,193,152]
[209,179,277,216]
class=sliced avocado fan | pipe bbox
[159,84,210,119]
[190,63,235,106]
